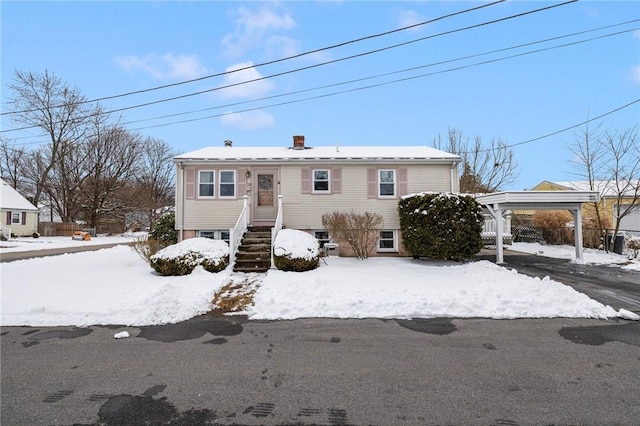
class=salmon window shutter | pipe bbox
[398,168,408,197]
[332,168,342,194]
[367,168,377,199]
[186,168,195,200]
[237,169,246,198]
[21,212,27,225]
[301,168,311,194]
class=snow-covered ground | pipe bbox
[0,236,638,326]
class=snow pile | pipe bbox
[247,257,622,320]
[273,229,319,260]
[510,242,638,269]
[151,237,229,262]
[1,245,230,326]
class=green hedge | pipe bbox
[273,254,319,272]
[399,192,484,260]
[150,252,229,276]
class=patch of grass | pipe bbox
[209,276,261,315]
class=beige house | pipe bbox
[173,136,460,263]
[1,178,39,239]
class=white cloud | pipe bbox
[115,53,207,81]
[217,62,275,99]
[397,9,427,32]
[222,4,297,58]
[220,109,275,129]
[629,65,640,85]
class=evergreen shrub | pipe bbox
[273,229,320,272]
[398,192,484,260]
[150,237,229,276]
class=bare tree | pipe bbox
[601,126,640,246]
[433,128,518,193]
[570,124,640,251]
[6,70,101,207]
[0,136,27,190]
[133,137,178,228]
[79,126,143,229]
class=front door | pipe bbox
[253,169,278,224]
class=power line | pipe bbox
[1,0,507,116]
[1,0,577,130]
[5,24,637,146]
[120,20,639,128]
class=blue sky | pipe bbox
[1,1,638,190]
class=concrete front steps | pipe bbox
[233,226,272,273]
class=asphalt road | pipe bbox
[1,316,639,426]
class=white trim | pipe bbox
[197,170,216,199]
[312,169,331,194]
[377,229,397,252]
[218,170,236,199]
[378,169,396,198]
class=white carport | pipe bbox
[475,191,600,265]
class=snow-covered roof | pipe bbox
[547,180,639,198]
[0,179,38,211]
[174,145,460,163]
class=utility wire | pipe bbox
[120,19,639,127]
[1,0,507,116]
[2,0,576,128]
[5,24,637,145]
[123,28,639,131]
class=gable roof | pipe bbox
[0,179,38,211]
[174,145,460,164]
[541,180,640,198]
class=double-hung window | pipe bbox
[379,169,396,197]
[198,171,215,198]
[378,230,397,252]
[313,169,330,193]
[11,212,21,224]
[219,170,236,198]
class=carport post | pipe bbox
[484,204,505,264]
[572,207,585,265]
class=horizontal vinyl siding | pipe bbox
[280,164,453,230]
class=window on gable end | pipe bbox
[313,169,330,193]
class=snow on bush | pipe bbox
[273,229,320,272]
[150,237,230,276]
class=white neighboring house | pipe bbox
[0,178,39,239]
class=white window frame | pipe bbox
[198,230,230,245]
[198,170,215,198]
[11,212,21,224]
[377,229,397,252]
[378,169,396,198]
[219,170,236,198]
[312,169,331,193]
[313,230,331,247]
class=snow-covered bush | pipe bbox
[626,236,640,259]
[150,211,177,247]
[149,237,229,276]
[399,192,484,260]
[273,229,320,272]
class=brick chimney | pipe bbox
[224,140,233,147]
[293,135,305,149]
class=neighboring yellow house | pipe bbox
[525,180,640,233]
[0,178,39,238]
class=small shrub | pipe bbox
[321,211,383,259]
[150,237,229,276]
[398,192,484,260]
[626,237,640,259]
[132,236,166,264]
[150,211,177,247]
[273,229,319,272]
[532,210,574,245]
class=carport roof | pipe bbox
[474,190,601,265]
